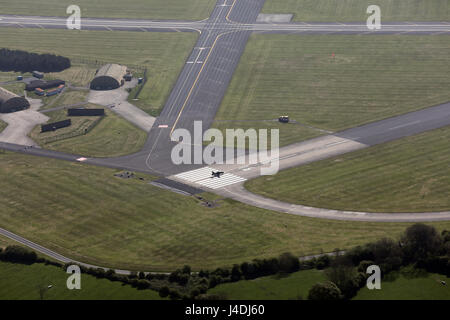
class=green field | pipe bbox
[0,261,162,300]
[209,269,326,300]
[214,34,450,147]
[0,28,197,116]
[1,152,450,271]
[29,106,147,157]
[34,89,89,111]
[262,0,450,22]
[355,269,450,300]
[0,72,32,82]
[0,235,16,249]
[47,65,97,88]
[0,82,26,96]
[215,34,450,147]
[53,89,88,106]
[246,126,450,213]
[0,0,215,20]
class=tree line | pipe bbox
[0,48,71,73]
[1,223,448,300]
[308,224,450,300]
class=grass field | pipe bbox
[246,126,450,213]
[54,90,88,106]
[0,28,197,116]
[0,72,32,82]
[47,64,97,88]
[0,234,16,249]
[262,0,450,22]
[354,268,450,300]
[35,89,89,111]
[29,106,147,157]
[209,269,326,300]
[0,261,162,300]
[213,34,450,147]
[0,0,215,21]
[0,82,26,96]
[1,152,450,271]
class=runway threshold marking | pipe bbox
[174,167,247,189]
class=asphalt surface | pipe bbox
[1,13,449,34]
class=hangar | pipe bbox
[0,87,30,113]
[90,64,127,90]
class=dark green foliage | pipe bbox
[169,269,190,286]
[416,256,450,277]
[231,264,242,282]
[0,48,70,73]
[357,260,375,273]
[324,256,367,299]
[159,286,170,298]
[308,282,343,300]
[316,255,331,270]
[136,279,151,290]
[279,252,300,273]
[402,224,443,263]
[0,245,37,264]
[182,265,191,275]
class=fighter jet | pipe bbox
[211,171,225,178]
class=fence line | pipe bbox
[133,68,148,99]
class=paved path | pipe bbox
[88,80,156,132]
[1,13,449,34]
[0,98,47,146]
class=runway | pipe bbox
[1,13,449,34]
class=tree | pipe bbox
[231,264,242,282]
[182,265,191,275]
[325,257,360,299]
[0,245,37,264]
[402,224,443,263]
[308,282,342,300]
[278,252,300,273]
[159,286,170,298]
[136,279,150,290]
[0,48,71,73]
[316,255,331,270]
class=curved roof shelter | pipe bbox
[0,87,30,113]
[90,64,128,90]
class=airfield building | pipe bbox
[32,71,44,79]
[0,87,30,113]
[26,79,65,91]
[90,64,127,90]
